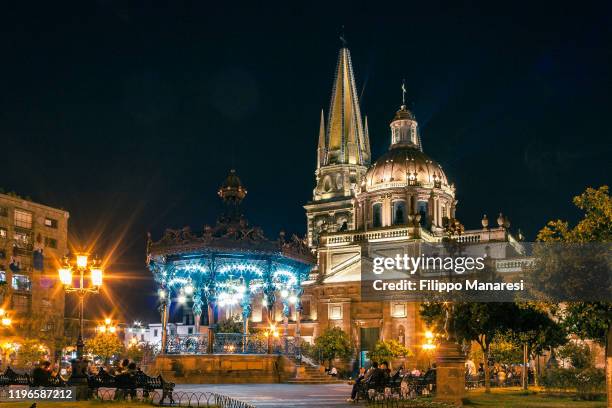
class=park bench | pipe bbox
[0,367,31,387]
[88,368,174,404]
[0,367,66,388]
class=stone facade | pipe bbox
[0,192,69,357]
[302,45,520,370]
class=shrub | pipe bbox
[541,367,605,400]
[557,342,593,369]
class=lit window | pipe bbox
[0,228,6,239]
[44,218,58,228]
[44,237,57,248]
[12,274,31,291]
[0,271,5,283]
[372,203,382,228]
[14,231,30,245]
[391,303,406,318]
[329,304,343,320]
[14,209,33,229]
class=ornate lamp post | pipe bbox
[58,253,103,397]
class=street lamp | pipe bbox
[57,253,103,365]
[0,308,11,327]
[97,318,117,334]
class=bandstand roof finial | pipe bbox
[218,169,247,204]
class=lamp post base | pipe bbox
[68,358,90,400]
[434,339,465,407]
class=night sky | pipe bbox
[1,2,610,323]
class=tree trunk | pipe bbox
[483,348,491,393]
[534,354,540,387]
[606,324,611,408]
[522,343,528,390]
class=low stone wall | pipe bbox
[151,354,296,384]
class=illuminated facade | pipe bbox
[303,45,521,367]
[0,192,69,360]
[147,170,314,355]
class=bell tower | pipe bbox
[304,44,370,247]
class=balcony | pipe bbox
[323,225,420,246]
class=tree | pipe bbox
[421,302,520,392]
[215,315,243,333]
[367,339,411,369]
[16,339,48,368]
[126,343,144,363]
[313,327,353,369]
[536,186,611,403]
[85,333,124,364]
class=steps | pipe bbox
[285,365,346,384]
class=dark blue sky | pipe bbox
[1,1,610,322]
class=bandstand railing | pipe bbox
[166,333,208,354]
[165,333,300,357]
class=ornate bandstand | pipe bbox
[147,170,314,357]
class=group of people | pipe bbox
[465,360,534,386]
[31,361,56,386]
[346,362,435,402]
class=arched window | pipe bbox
[393,201,406,225]
[418,201,428,227]
[372,203,382,228]
[398,325,406,346]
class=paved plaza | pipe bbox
[175,383,354,407]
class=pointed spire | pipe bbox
[324,46,369,166]
[317,109,325,169]
[364,116,371,160]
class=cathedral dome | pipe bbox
[364,145,449,192]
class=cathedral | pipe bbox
[147,43,524,373]
[300,44,518,367]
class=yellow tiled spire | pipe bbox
[323,47,370,166]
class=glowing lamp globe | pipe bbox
[91,268,103,287]
[58,268,73,286]
[76,255,88,268]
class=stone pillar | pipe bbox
[434,340,465,406]
[160,297,169,355]
[207,302,215,354]
[282,301,290,354]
